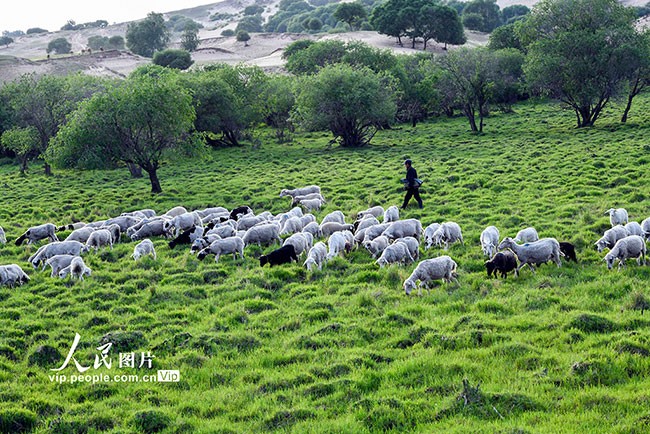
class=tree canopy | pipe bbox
[153,49,194,70]
[126,12,170,57]
[47,38,71,54]
[333,2,367,31]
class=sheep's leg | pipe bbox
[214,254,220,264]
[528,263,536,273]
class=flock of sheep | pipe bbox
[0,185,648,294]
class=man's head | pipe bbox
[404,159,412,168]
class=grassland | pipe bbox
[0,96,649,433]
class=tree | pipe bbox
[488,22,523,51]
[244,5,265,15]
[87,35,110,51]
[236,31,251,46]
[47,37,72,54]
[1,126,39,173]
[462,0,502,33]
[620,30,650,123]
[153,49,194,70]
[126,12,170,57]
[520,0,640,127]
[260,75,296,142]
[285,40,347,74]
[181,24,200,52]
[293,64,397,147]
[108,35,125,50]
[282,39,314,60]
[26,28,48,34]
[420,4,465,50]
[0,36,14,47]
[333,2,367,31]
[502,4,530,23]
[49,67,199,194]
[306,18,323,32]
[370,0,409,46]
[236,15,263,33]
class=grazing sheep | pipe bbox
[103,215,140,233]
[357,206,384,220]
[65,226,96,243]
[229,206,253,221]
[604,235,646,270]
[606,208,629,227]
[559,242,577,262]
[280,216,304,236]
[237,215,269,231]
[122,209,156,218]
[300,214,317,227]
[130,220,167,241]
[424,223,441,250]
[44,254,76,277]
[485,251,518,278]
[190,234,221,253]
[394,236,420,261]
[85,220,107,229]
[59,256,91,280]
[362,223,392,243]
[0,264,30,287]
[513,227,539,243]
[126,216,167,236]
[207,224,236,239]
[260,245,298,267]
[0,226,5,244]
[84,229,113,252]
[291,193,327,207]
[57,222,87,232]
[363,235,390,258]
[497,237,561,276]
[304,242,328,271]
[430,222,463,250]
[321,211,346,225]
[202,212,230,225]
[403,256,458,295]
[28,241,85,269]
[355,216,380,233]
[326,232,349,260]
[624,221,645,237]
[382,219,423,242]
[163,206,188,218]
[302,222,322,238]
[383,206,400,223]
[104,223,121,244]
[375,242,414,268]
[242,223,282,247]
[279,185,321,198]
[197,238,245,263]
[595,225,629,253]
[164,212,202,238]
[480,226,500,257]
[642,217,650,240]
[133,239,157,261]
[283,233,312,256]
[320,222,355,238]
[354,227,368,246]
[195,207,228,218]
[299,198,324,212]
[15,223,58,245]
[168,226,204,249]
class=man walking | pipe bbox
[401,159,423,209]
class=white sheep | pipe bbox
[362,223,392,244]
[606,208,629,227]
[279,185,321,198]
[300,214,317,227]
[195,207,228,218]
[15,223,59,245]
[280,216,304,236]
[513,227,539,243]
[643,217,650,240]
[497,237,561,276]
[423,223,441,250]
[383,206,400,223]
[283,232,312,256]
[122,209,157,218]
[363,235,390,258]
[299,198,324,212]
[207,224,236,239]
[64,226,96,243]
[28,241,85,269]
[103,215,140,232]
[382,219,423,241]
[604,235,646,270]
[164,212,202,238]
[355,216,380,233]
[0,264,30,287]
[163,206,188,218]
[431,222,463,250]
[104,223,121,244]
[304,242,328,271]
[84,229,113,252]
[130,220,167,241]
[321,211,346,225]
[394,236,420,261]
[292,193,327,207]
[302,222,322,238]
[132,239,157,261]
[44,254,76,277]
[357,206,384,220]
[242,223,282,247]
[375,242,414,268]
[197,237,245,263]
[59,256,91,281]
[320,222,355,238]
[480,226,500,257]
[624,221,645,237]
[595,225,629,253]
[0,226,5,244]
[403,256,458,295]
[237,215,268,231]
[190,234,221,253]
[126,216,166,236]
[326,232,349,260]
[354,227,368,246]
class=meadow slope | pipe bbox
[0,97,649,433]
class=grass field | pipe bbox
[0,96,649,433]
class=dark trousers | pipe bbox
[402,187,422,209]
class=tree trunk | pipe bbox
[144,167,162,194]
[127,163,143,178]
[464,105,478,132]
[20,157,28,175]
[44,162,52,176]
[621,95,633,123]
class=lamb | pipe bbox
[320,222,355,238]
[64,226,96,243]
[0,264,30,287]
[168,226,204,249]
[606,208,628,227]
[383,206,400,223]
[559,242,577,262]
[84,229,113,252]
[291,193,326,207]
[190,234,221,253]
[321,211,346,225]
[237,215,269,231]
[302,222,322,238]
[15,223,58,245]
[197,237,245,263]
[304,242,328,271]
[280,216,304,236]
[229,206,253,221]
[283,233,312,256]
[300,214,316,227]
[480,226,500,257]
[104,223,121,244]
[430,222,463,250]
[382,219,423,242]
[59,256,91,280]
[242,223,281,247]
[363,235,390,258]
[624,221,645,237]
[485,250,517,279]
[28,241,85,269]
[643,217,650,240]
[299,198,324,212]
[595,225,629,253]
[163,212,202,238]
[163,206,188,218]
[513,227,539,243]
[260,245,298,267]
[362,223,391,243]
[279,185,321,198]
[355,216,380,233]
[604,235,646,270]
[44,254,76,277]
[394,236,420,261]
[375,242,414,268]
[132,239,157,261]
[403,256,458,295]
[103,215,140,233]
[423,223,441,250]
[326,232,349,260]
[497,237,562,275]
[130,220,167,241]
[357,206,384,220]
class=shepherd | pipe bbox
[401,159,423,209]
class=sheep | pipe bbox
[300,214,317,227]
[190,234,221,253]
[595,225,629,253]
[126,216,167,236]
[326,232,349,260]
[604,235,646,270]
[122,209,156,218]
[103,223,121,244]
[394,236,420,261]
[606,208,628,227]
[28,241,85,269]
[424,223,441,250]
[291,193,326,207]
[15,223,58,245]
[44,254,76,277]
[163,206,188,218]
[57,222,87,232]
[431,222,463,250]
[84,229,113,252]
[354,227,368,246]
[59,256,91,281]
[320,222,355,238]
[283,233,311,256]
[643,217,650,240]
[497,237,561,276]
[279,185,321,198]
[355,216,380,233]
[403,256,458,295]
[260,245,298,267]
[85,220,107,229]
[383,206,400,223]
[362,223,391,243]
[207,224,236,239]
[480,226,500,257]
[103,215,140,233]
[382,219,423,242]
[321,211,346,225]
[201,212,230,225]
[375,242,414,268]
[130,220,167,241]
[242,223,281,247]
[340,230,354,253]
[357,206,384,220]
[195,207,228,218]
[0,264,30,287]
[302,222,322,238]
[229,206,253,221]
[363,235,390,258]
[304,242,328,271]
[513,227,539,244]
[197,238,245,263]
[0,227,5,244]
[299,198,324,212]
[64,226,96,243]
[624,221,645,237]
[163,212,202,238]
[168,226,204,249]
[485,251,517,279]
[559,242,577,262]
[132,239,157,261]
[280,216,304,236]
[237,215,268,231]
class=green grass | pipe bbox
[1,96,650,433]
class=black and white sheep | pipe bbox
[229,206,253,221]
[15,223,58,245]
[28,241,85,269]
[595,225,629,253]
[604,235,646,270]
[497,237,561,276]
[57,222,87,232]
[403,256,458,295]
[279,185,321,198]
[513,227,539,243]
[133,239,157,260]
[480,226,500,257]
[383,206,400,223]
[197,238,245,263]
[430,222,463,250]
[0,264,30,287]
[485,250,517,279]
[260,244,298,267]
[375,242,414,268]
[606,208,628,227]
[168,226,204,249]
[44,254,76,277]
[304,242,328,271]
[59,256,91,280]
[242,223,282,247]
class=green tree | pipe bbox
[488,22,523,51]
[47,37,72,54]
[49,67,199,194]
[236,15,263,33]
[87,35,110,51]
[307,17,323,32]
[26,27,48,34]
[333,2,367,31]
[260,75,296,142]
[244,5,265,15]
[108,35,125,49]
[282,39,314,60]
[462,0,502,32]
[236,30,251,46]
[285,40,347,74]
[420,4,466,50]
[0,36,13,47]
[520,0,640,127]
[370,0,409,46]
[153,49,194,70]
[462,12,485,31]
[1,126,39,173]
[181,24,200,52]
[620,31,650,123]
[126,12,170,57]
[502,4,530,22]
[293,64,397,147]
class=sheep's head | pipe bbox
[304,257,315,271]
[259,255,269,267]
[197,249,209,261]
[403,279,416,295]
[497,237,514,251]
[595,238,607,253]
[604,253,615,270]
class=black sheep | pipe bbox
[259,245,298,267]
[168,226,196,249]
[559,242,577,262]
[485,250,518,278]
[230,206,252,221]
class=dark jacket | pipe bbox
[406,166,418,188]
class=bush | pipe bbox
[0,409,37,433]
[26,27,48,34]
[132,410,171,433]
[221,29,235,37]
[47,37,72,54]
[152,49,194,70]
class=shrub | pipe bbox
[132,410,171,433]
[152,49,194,70]
[0,409,37,433]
